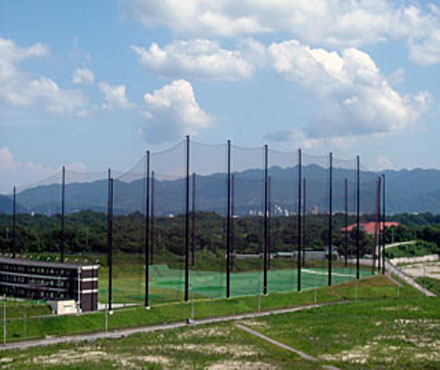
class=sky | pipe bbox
[1,0,440,193]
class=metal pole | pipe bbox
[61,166,65,263]
[107,170,113,311]
[297,149,302,291]
[328,152,333,286]
[145,152,150,308]
[344,178,348,268]
[12,187,16,259]
[268,175,272,270]
[356,156,361,280]
[184,136,190,302]
[3,296,5,345]
[302,177,306,267]
[191,172,196,267]
[231,173,235,271]
[226,140,231,298]
[382,174,386,274]
[263,144,268,295]
[150,170,155,265]
[373,177,381,274]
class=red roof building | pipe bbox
[340,222,400,235]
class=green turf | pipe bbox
[98,262,373,304]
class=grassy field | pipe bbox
[250,295,440,368]
[0,275,413,344]
[0,278,436,369]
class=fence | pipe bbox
[0,137,388,310]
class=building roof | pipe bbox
[340,222,400,235]
[0,256,99,270]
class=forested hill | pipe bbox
[1,166,440,215]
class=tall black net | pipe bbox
[112,157,146,306]
[190,141,228,299]
[302,153,330,290]
[230,145,265,297]
[267,149,298,293]
[149,141,187,303]
[333,157,359,282]
[63,169,109,308]
[360,165,382,274]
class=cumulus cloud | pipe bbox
[120,0,440,65]
[99,82,133,110]
[267,40,431,142]
[0,147,87,193]
[72,67,95,85]
[0,38,86,115]
[131,39,264,80]
[141,79,212,143]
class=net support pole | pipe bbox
[302,177,306,267]
[268,175,272,270]
[184,136,190,302]
[263,144,268,295]
[356,155,360,280]
[226,140,231,298]
[231,173,235,271]
[150,170,155,265]
[382,174,386,274]
[373,177,381,274]
[297,149,302,291]
[107,169,113,311]
[191,172,196,267]
[344,177,348,268]
[12,186,16,258]
[328,152,333,286]
[145,152,150,308]
[61,166,65,263]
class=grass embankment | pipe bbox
[0,275,412,344]
[385,240,439,259]
[416,276,440,295]
[0,277,435,369]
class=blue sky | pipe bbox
[1,0,440,192]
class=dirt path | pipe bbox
[0,301,347,352]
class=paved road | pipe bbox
[0,301,347,351]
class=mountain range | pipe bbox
[1,165,439,216]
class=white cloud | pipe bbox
[120,0,440,65]
[99,82,133,110]
[72,67,95,85]
[0,38,87,115]
[131,39,264,80]
[267,40,431,142]
[0,147,87,193]
[141,79,212,143]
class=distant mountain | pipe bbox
[2,165,440,215]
